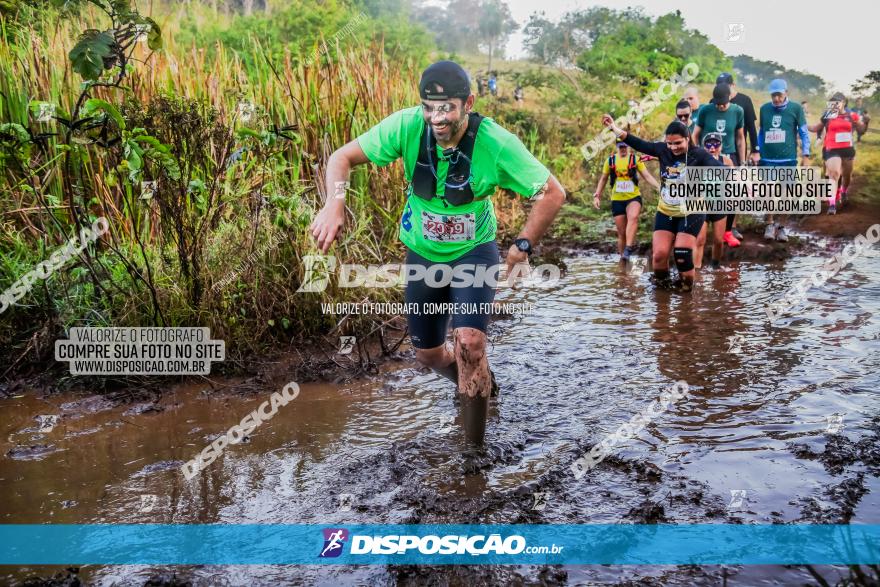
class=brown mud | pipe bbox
[6,154,880,587]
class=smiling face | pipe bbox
[666,133,689,156]
[421,95,473,144]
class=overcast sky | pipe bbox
[503,0,878,92]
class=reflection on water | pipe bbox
[2,246,879,585]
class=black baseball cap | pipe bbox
[716,72,734,85]
[713,83,732,105]
[419,61,471,101]
[702,132,723,146]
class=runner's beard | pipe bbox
[432,111,468,143]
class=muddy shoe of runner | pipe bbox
[673,277,694,293]
[651,269,674,289]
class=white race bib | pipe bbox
[615,180,635,193]
[421,211,476,242]
[765,129,786,144]
[835,132,853,145]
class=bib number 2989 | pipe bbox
[421,211,476,242]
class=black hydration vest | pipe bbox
[608,153,639,186]
[411,112,485,207]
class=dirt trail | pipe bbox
[800,130,880,238]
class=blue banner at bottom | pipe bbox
[1,524,878,565]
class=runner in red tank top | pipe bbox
[808,93,867,214]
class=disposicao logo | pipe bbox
[319,528,349,558]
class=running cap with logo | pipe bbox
[716,72,734,85]
[830,91,846,102]
[768,79,788,94]
[713,83,731,105]
[702,132,723,145]
[419,61,471,101]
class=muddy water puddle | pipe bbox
[2,246,879,585]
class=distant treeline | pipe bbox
[730,54,826,96]
[521,7,730,85]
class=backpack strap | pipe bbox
[628,153,639,185]
[411,112,486,206]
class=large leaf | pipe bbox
[109,0,133,19]
[82,98,125,130]
[69,30,115,81]
[0,123,31,145]
[133,134,181,180]
[144,17,162,50]
[129,15,162,50]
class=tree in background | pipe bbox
[731,55,826,96]
[523,7,631,67]
[412,0,517,70]
[476,0,516,72]
[523,7,728,85]
[852,71,880,107]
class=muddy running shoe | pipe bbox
[651,270,674,289]
[764,223,778,240]
[731,228,744,241]
[672,277,694,292]
[622,245,634,261]
[840,187,848,205]
[711,259,721,268]
[828,204,837,215]
[776,226,789,242]
[723,231,741,247]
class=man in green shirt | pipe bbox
[310,61,565,444]
[758,78,811,241]
[693,83,745,165]
[694,83,746,248]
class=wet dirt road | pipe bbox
[2,235,879,586]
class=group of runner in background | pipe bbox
[476,72,525,106]
[594,72,870,279]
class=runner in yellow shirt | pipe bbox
[593,142,661,260]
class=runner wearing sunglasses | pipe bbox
[695,132,733,269]
[601,115,724,292]
[310,61,565,444]
[675,100,695,145]
[693,83,746,249]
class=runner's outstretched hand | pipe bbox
[310,200,345,253]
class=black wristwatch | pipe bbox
[515,237,532,255]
